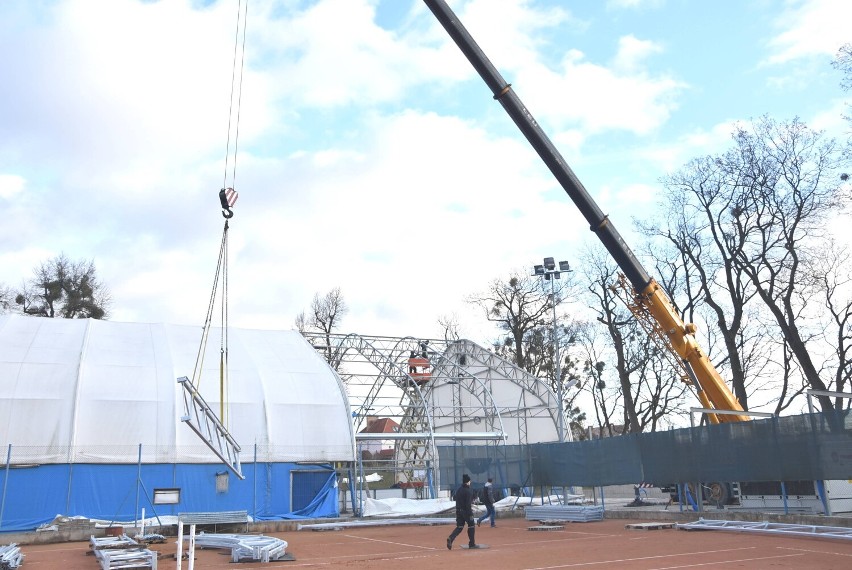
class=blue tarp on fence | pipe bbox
[0,461,338,532]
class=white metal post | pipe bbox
[187,524,196,570]
[175,520,183,570]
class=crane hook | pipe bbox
[219,187,238,218]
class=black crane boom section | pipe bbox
[423,0,652,293]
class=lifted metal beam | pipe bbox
[178,376,244,479]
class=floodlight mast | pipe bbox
[423,0,748,424]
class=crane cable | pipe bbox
[222,0,249,194]
[190,0,249,427]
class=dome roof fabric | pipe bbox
[0,315,355,464]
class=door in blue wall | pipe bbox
[291,469,331,511]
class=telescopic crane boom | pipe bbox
[423,0,749,424]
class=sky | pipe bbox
[0,0,849,346]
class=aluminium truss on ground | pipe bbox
[677,518,852,540]
[301,333,560,490]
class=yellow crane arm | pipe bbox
[638,279,749,423]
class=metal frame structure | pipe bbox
[301,333,560,492]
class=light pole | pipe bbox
[533,257,571,442]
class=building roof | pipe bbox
[359,417,400,434]
[0,315,356,464]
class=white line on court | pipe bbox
[777,546,852,558]
[647,552,805,569]
[342,533,438,550]
[523,546,757,569]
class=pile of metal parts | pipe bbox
[677,518,852,540]
[90,534,158,569]
[187,533,289,563]
[525,505,605,523]
[0,544,24,570]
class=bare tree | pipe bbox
[643,117,850,417]
[308,287,348,366]
[468,270,584,436]
[833,43,852,127]
[723,117,848,415]
[834,43,852,91]
[437,314,462,342]
[15,254,111,319]
[0,284,12,314]
[576,327,623,438]
[579,245,689,433]
[295,287,348,369]
[808,242,852,411]
[294,311,308,333]
[645,155,760,409]
[467,271,554,370]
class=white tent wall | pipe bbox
[0,315,355,464]
[429,340,560,447]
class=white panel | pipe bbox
[0,316,88,454]
[0,315,355,464]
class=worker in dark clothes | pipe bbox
[476,477,496,527]
[447,473,478,550]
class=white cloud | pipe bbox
[767,0,850,64]
[640,121,737,173]
[606,0,664,9]
[612,35,663,73]
[0,174,24,199]
[1,0,844,349]
[519,51,685,135]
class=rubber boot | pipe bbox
[467,526,476,547]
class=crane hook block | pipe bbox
[219,187,238,218]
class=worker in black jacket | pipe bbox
[476,477,496,527]
[447,473,478,549]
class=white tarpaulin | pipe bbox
[0,315,355,464]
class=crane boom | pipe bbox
[423,0,749,423]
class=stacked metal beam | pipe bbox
[525,505,604,522]
[0,544,24,570]
[187,533,289,563]
[90,534,139,550]
[90,535,157,569]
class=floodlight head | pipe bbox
[543,257,555,270]
[533,265,545,275]
[559,260,571,272]
[544,273,551,281]
[554,272,561,279]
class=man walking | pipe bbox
[476,477,496,527]
[447,473,477,550]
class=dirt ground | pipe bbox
[16,517,852,569]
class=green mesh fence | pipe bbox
[437,411,851,488]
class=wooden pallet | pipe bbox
[625,522,675,531]
[528,525,565,532]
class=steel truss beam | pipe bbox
[177,376,244,479]
[677,518,852,540]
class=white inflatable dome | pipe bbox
[0,315,355,464]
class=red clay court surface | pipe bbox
[16,517,852,569]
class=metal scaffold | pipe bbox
[301,332,561,494]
